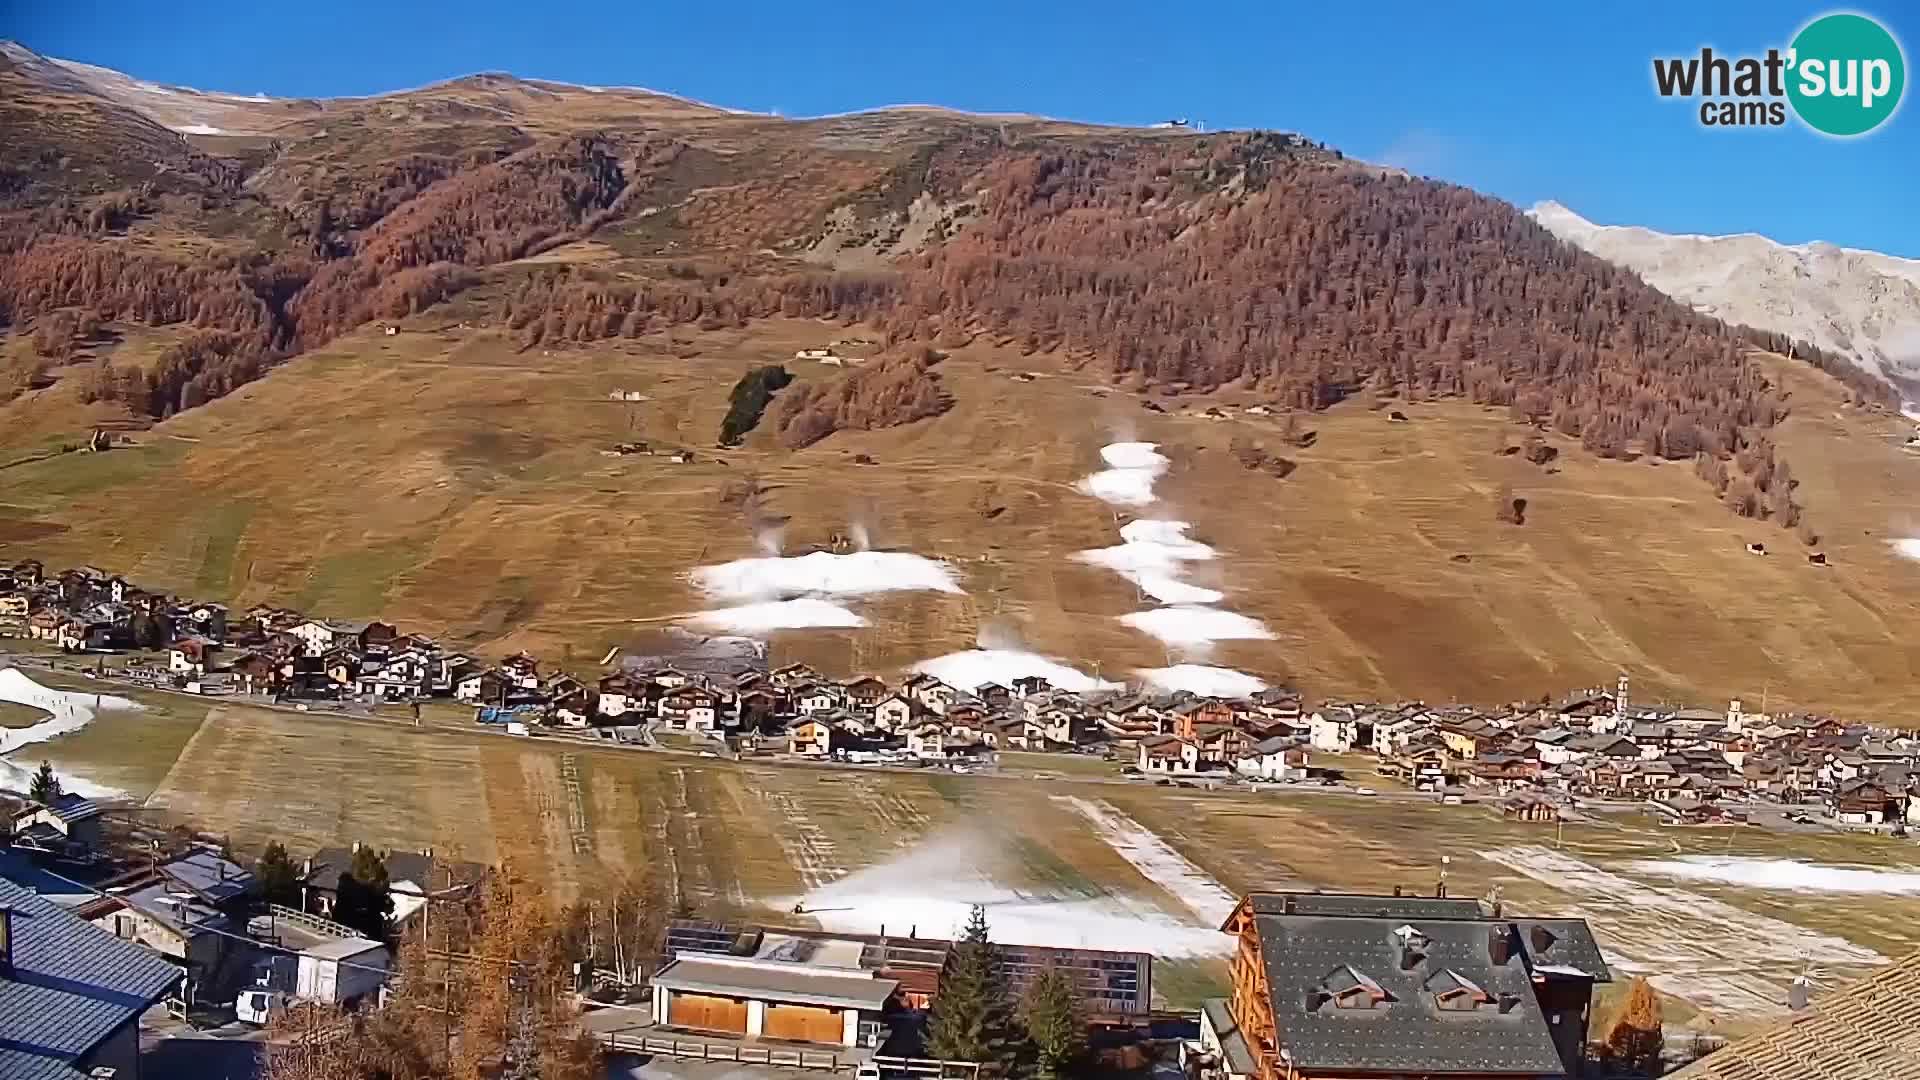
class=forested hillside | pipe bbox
[0,44,1895,541]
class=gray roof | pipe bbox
[158,849,253,904]
[0,876,181,1080]
[117,882,230,938]
[1512,920,1611,983]
[653,955,899,1010]
[1254,912,1568,1075]
[1201,998,1259,1077]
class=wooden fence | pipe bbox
[602,1036,982,1077]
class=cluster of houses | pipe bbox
[1308,676,1920,828]
[8,558,1918,827]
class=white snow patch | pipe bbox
[1056,796,1241,925]
[1076,519,1223,603]
[1483,845,1885,1018]
[1120,606,1274,647]
[175,122,228,135]
[1902,402,1920,423]
[1135,665,1268,697]
[1076,442,1170,507]
[0,668,141,799]
[793,832,1231,957]
[687,598,867,633]
[1889,538,1920,562]
[692,550,963,602]
[913,649,1119,694]
[1629,856,1920,895]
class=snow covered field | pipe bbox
[1075,442,1169,507]
[1484,845,1885,1017]
[0,667,141,798]
[688,598,867,632]
[1057,796,1240,926]
[1070,441,1273,683]
[1135,665,1267,697]
[913,649,1119,694]
[1629,855,1920,895]
[688,548,962,633]
[794,831,1231,956]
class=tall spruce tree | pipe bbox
[333,846,394,942]
[255,841,303,907]
[927,905,1022,1073]
[1022,964,1085,1080]
[28,760,62,804]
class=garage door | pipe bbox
[668,993,748,1033]
[764,1004,842,1044]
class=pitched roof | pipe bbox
[0,876,182,1080]
[1671,949,1920,1080]
[1252,910,1568,1075]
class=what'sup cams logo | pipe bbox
[1653,11,1906,136]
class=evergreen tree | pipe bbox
[29,761,62,804]
[1601,977,1665,1075]
[333,847,394,942]
[1022,964,1085,1080]
[255,841,303,908]
[927,906,1022,1073]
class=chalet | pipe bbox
[455,667,507,704]
[591,674,641,718]
[1193,723,1253,765]
[0,593,29,619]
[1370,715,1427,756]
[841,676,889,710]
[1173,698,1238,738]
[302,844,487,927]
[1568,733,1639,761]
[944,701,988,729]
[1214,891,1609,1080]
[1010,674,1052,698]
[289,618,367,657]
[169,636,221,676]
[10,793,106,857]
[1309,706,1362,752]
[872,693,915,732]
[1532,727,1581,765]
[738,687,788,731]
[1237,736,1309,781]
[903,673,957,715]
[770,662,823,688]
[973,682,1012,710]
[1139,736,1208,776]
[788,716,835,759]
[1382,740,1457,790]
[1501,793,1563,822]
[25,608,62,641]
[1829,779,1902,826]
[502,651,542,687]
[225,650,276,694]
[906,722,949,760]
[793,684,844,716]
[12,557,44,586]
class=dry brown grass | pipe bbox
[5,314,1917,718]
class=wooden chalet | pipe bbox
[1215,891,1610,1079]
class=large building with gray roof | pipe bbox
[0,875,182,1080]
[1204,890,1611,1080]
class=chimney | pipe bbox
[1488,927,1512,966]
[0,905,13,976]
[1789,975,1812,1011]
[1392,885,1403,897]
[1496,992,1522,1015]
[1305,988,1331,1011]
[303,857,312,877]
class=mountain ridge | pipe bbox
[1527,199,1920,386]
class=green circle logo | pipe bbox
[1788,12,1906,136]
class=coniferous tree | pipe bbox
[1022,964,1085,1080]
[927,905,1022,1072]
[334,847,394,942]
[29,761,62,805]
[255,841,303,908]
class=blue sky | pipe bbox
[10,1,1917,255]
